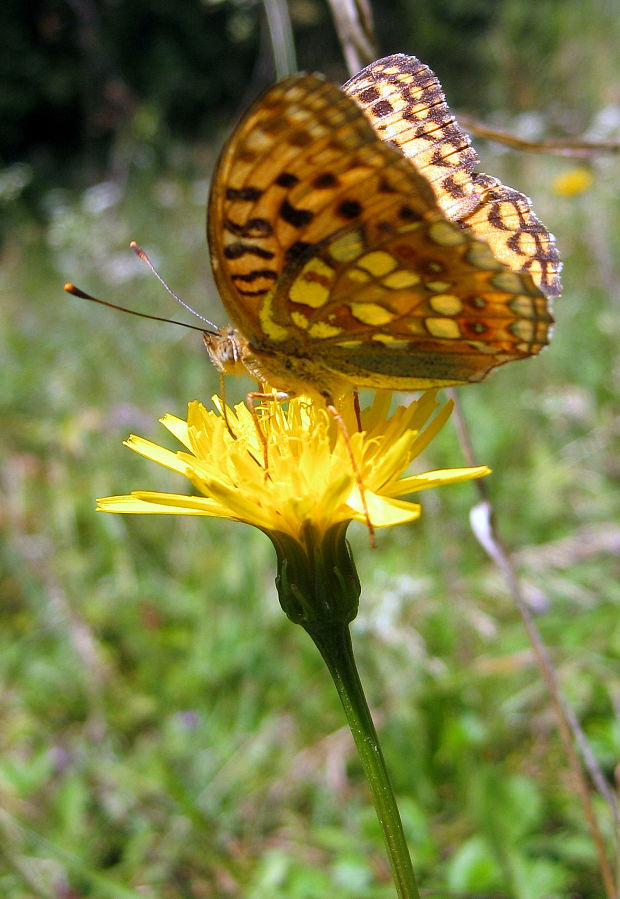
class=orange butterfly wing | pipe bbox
[206,64,558,397]
[344,54,562,299]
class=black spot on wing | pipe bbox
[398,204,422,221]
[488,205,510,232]
[231,269,277,283]
[225,186,262,201]
[378,178,397,193]
[280,200,313,227]
[358,86,380,103]
[234,287,272,297]
[223,242,275,260]
[372,99,394,117]
[275,172,299,188]
[225,217,273,238]
[288,130,313,148]
[285,241,315,264]
[313,172,338,189]
[337,199,362,219]
[442,175,466,199]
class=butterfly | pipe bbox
[204,53,561,407]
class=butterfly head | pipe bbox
[203,327,249,377]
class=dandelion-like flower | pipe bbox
[98,390,487,540]
[98,391,488,627]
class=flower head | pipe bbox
[552,166,594,197]
[98,391,489,546]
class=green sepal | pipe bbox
[267,520,360,628]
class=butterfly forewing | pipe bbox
[343,53,481,221]
[344,54,562,299]
[208,74,442,344]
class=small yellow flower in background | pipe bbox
[97,391,489,544]
[552,166,594,197]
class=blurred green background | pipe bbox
[1,1,619,897]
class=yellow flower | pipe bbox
[552,167,594,197]
[97,391,489,544]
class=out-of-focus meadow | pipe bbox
[1,2,619,897]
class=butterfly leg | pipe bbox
[324,395,376,549]
[219,375,270,472]
[245,386,289,474]
[353,390,362,432]
[219,372,239,441]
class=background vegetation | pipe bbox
[1,1,619,896]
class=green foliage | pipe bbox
[1,3,619,896]
[3,0,618,199]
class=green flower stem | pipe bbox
[271,523,420,896]
[304,621,421,899]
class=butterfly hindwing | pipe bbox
[463,174,562,299]
[262,214,552,387]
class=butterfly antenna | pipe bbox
[130,241,218,329]
[64,283,211,333]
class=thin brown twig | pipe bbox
[456,114,620,158]
[449,389,618,899]
[454,399,620,841]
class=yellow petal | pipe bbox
[124,436,189,474]
[386,466,491,498]
[347,489,421,527]
[97,491,227,516]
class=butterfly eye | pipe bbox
[203,331,247,375]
